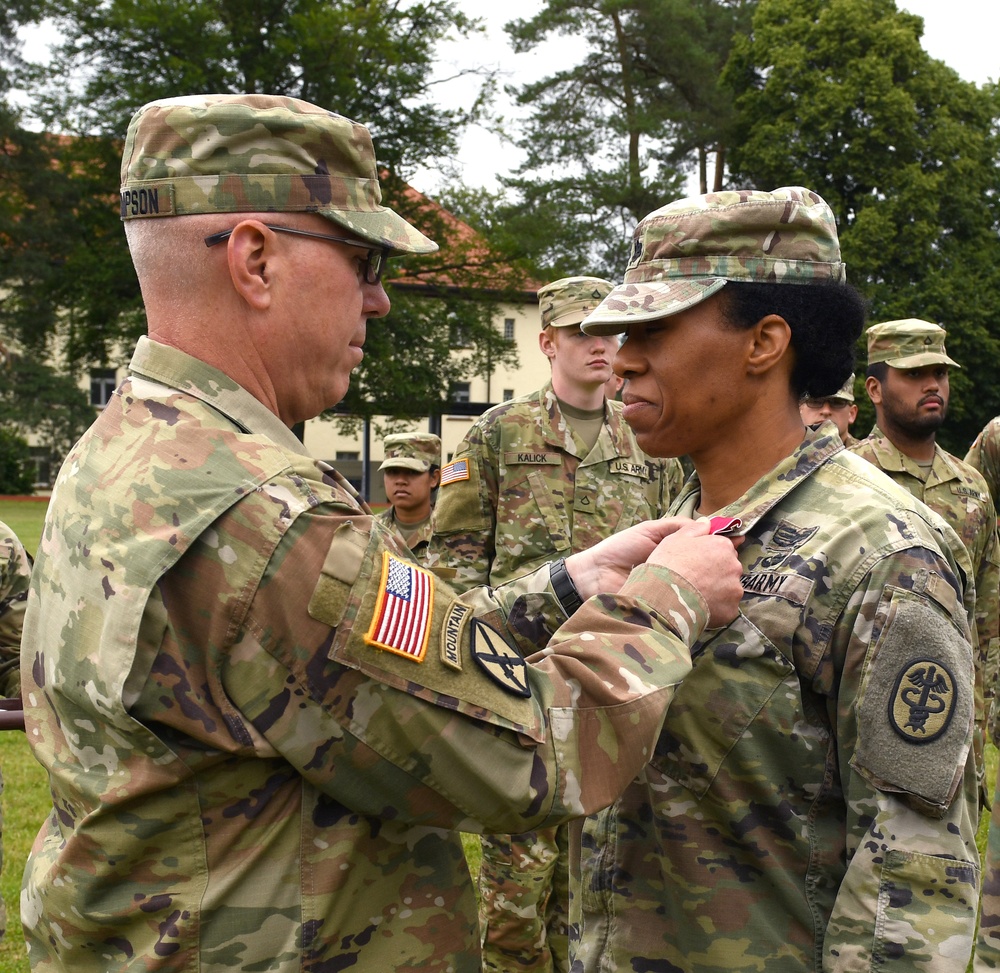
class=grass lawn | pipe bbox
[0,495,993,971]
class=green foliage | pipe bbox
[0,427,35,494]
[1,0,520,418]
[726,0,1000,452]
[496,0,755,277]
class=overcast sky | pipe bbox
[422,0,999,195]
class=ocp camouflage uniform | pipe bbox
[19,337,714,973]
[572,425,981,972]
[427,380,673,973]
[426,381,668,591]
[850,426,1000,749]
[0,519,30,943]
[966,416,1000,509]
[376,506,433,559]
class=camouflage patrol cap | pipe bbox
[538,276,614,329]
[378,433,442,473]
[119,93,437,255]
[804,373,856,403]
[582,187,846,335]
[866,319,961,369]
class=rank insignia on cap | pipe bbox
[440,459,470,486]
[365,552,434,662]
[472,620,531,698]
[888,659,957,743]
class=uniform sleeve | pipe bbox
[216,510,710,835]
[966,419,1000,509]
[824,551,980,970]
[0,523,31,697]
[425,421,500,592]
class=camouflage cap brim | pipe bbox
[119,94,437,256]
[378,458,429,472]
[885,351,962,370]
[582,278,728,335]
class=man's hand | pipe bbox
[565,518,743,628]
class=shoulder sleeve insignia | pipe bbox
[364,552,434,662]
[439,459,470,486]
[472,619,531,698]
[888,659,957,743]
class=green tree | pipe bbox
[6,0,523,422]
[0,427,36,494]
[496,0,755,277]
[726,0,1000,451]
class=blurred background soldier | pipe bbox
[428,275,676,973]
[799,373,859,445]
[850,319,1000,790]
[0,519,30,944]
[966,415,1000,510]
[377,432,441,559]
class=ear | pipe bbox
[226,221,273,311]
[539,327,557,361]
[865,375,883,406]
[745,314,792,377]
[847,404,858,423]
[429,468,441,489]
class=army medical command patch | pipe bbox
[439,459,470,486]
[365,553,434,662]
[888,659,957,743]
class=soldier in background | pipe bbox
[0,519,30,943]
[377,432,441,559]
[19,94,744,973]
[572,187,981,972]
[427,276,676,973]
[799,373,858,445]
[966,415,1000,509]
[849,321,1000,770]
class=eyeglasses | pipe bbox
[204,223,389,284]
[802,397,850,410]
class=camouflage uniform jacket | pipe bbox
[426,381,667,591]
[0,520,30,698]
[966,416,1000,509]
[572,426,981,973]
[20,337,713,973]
[850,425,1000,742]
[376,506,432,559]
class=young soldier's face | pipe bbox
[869,365,950,439]
[542,326,618,391]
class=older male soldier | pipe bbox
[19,95,744,973]
[799,373,858,445]
[377,432,441,558]
[850,320,1000,792]
[572,187,981,972]
[428,275,677,973]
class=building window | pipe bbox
[450,323,472,348]
[503,318,515,341]
[502,389,514,401]
[90,368,118,407]
[335,451,359,461]
[450,382,471,404]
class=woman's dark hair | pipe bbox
[720,280,868,397]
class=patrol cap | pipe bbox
[119,93,438,255]
[866,319,961,369]
[804,373,856,403]
[538,276,614,329]
[582,187,846,335]
[379,433,442,473]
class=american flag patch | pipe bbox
[440,459,470,485]
[365,552,434,661]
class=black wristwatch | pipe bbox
[550,557,584,615]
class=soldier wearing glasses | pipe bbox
[18,94,743,973]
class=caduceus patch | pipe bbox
[888,659,957,743]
